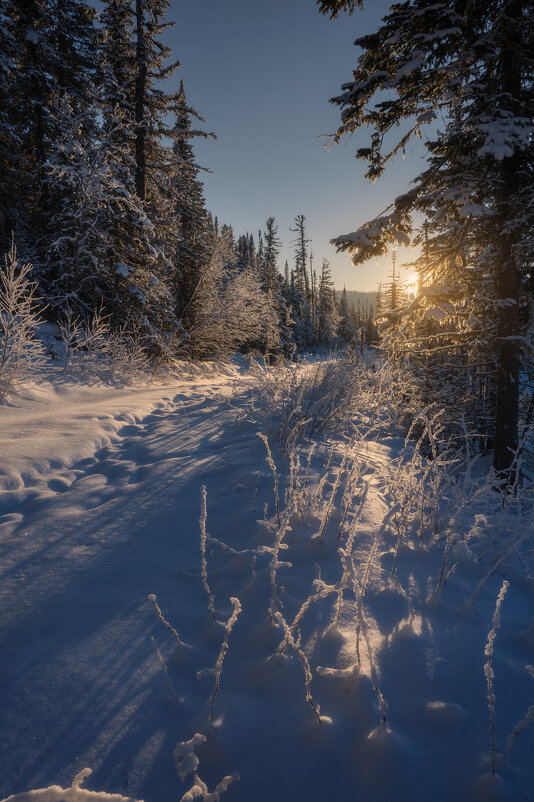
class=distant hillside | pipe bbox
[335,290,378,311]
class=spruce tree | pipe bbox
[290,214,314,349]
[317,259,339,345]
[320,0,534,474]
[0,8,19,252]
[261,216,294,360]
[5,0,98,268]
[169,79,214,330]
[337,286,354,344]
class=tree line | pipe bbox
[0,0,374,366]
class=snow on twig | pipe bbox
[200,485,216,619]
[197,597,242,725]
[484,580,509,778]
[0,769,142,801]
[148,594,187,649]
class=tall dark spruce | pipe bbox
[4,0,98,274]
[0,9,19,253]
[170,79,214,332]
[318,0,534,476]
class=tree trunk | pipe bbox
[492,0,523,476]
[134,0,146,201]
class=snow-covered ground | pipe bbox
[1,359,533,802]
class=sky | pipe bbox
[111,0,430,291]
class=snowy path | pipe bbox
[0,375,260,799]
[1,369,534,802]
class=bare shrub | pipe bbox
[0,245,46,398]
[59,309,150,385]
[253,353,422,446]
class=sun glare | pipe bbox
[405,272,418,294]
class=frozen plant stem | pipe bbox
[151,635,182,704]
[174,734,239,802]
[268,514,291,620]
[484,580,509,778]
[314,452,348,539]
[257,433,281,527]
[352,566,388,726]
[275,611,322,724]
[148,594,186,648]
[313,444,334,511]
[200,485,216,619]
[504,665,534,757]
[180,772,239,802]
[303,442,316,494]
[198,597,242,725]
[464,526,531,610]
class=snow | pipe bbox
[424,307,447,320]
[476,118,534,161]
[1,358,533,802]
[391,56,425,82]
[0,768,142,801]
[416,110,437,124]
[24,30,40,45]
[460,203,489,218]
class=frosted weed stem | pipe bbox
[200,485,216,619]
[303,442,316,495]
[463,526,531,610]
[332,482,369,628]
[350,560,388,725]
[484,580,509,777]
[198,597,242,725]
[151,635,182,704]
[257,433,281,528]
[503,665,534,757]
[148,594,186,648]
[275,611,322,724]
[314,451,349,539]
[313,444,334,511]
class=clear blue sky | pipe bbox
[101,1,428,290]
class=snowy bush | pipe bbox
[0,245,46,399]
[59,310,151,386]
[253,352,421,445]
[184,231,267,360]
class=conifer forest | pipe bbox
[0,2,533,802]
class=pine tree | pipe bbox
[169,79,214,330]
[133,0,179,203]
[0,8,19,252]
[317,258,339,345]
[5,0,98,267]
[321,0,534,474]
[261,216,294,360]
[337,286,354,344]
[290,214,313,349]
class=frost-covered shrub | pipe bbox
[253,354,360,443]
[59,310,150,386]
[184,231,267,360]
[59,309,109,376]
[0,245,46,399]
[253,352,421,444]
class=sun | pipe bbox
[404,272,419,294]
